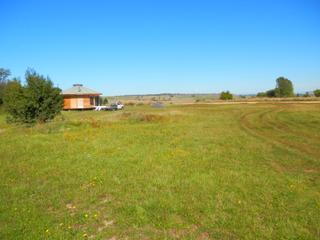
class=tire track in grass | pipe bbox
[273,110,320,140]
[257,108,320,158]
[257,108,309,140]
[239,108,319,162]
[238,109,294,174]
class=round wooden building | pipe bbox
[62,84,102,110]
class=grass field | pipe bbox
[0,103,319,239]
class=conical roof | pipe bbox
[62,84,101,95]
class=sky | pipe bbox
[1,0,320,95]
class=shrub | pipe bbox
[257,92,267,97]
[314,89,320,97]
[219,91,233,100]
[3,69,63,124]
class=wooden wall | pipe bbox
[63,95,97,110]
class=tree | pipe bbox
[3,69,63,124]
[0,68,11,82]
[274,77,294,97]
[0,68,11,105]
[220,91,233,100]
[314,89,320,97]
[266,89,276,97]
[257,92,267,97]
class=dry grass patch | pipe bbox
[120,112,167,123]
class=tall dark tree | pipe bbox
[3,69,63,123]
[0,68,11,105]
[275,77,294,97]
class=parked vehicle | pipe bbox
[95,106,106,111]
[95,102,124,111]
[106,104,118,111]
[115,102,124,110]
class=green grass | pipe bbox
[0,104,319,239]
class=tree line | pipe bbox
[220,77,320,100]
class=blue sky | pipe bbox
[1,0,320,95]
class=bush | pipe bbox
[3,69,63,124]
[257,92,267,97]
[219,91,233,100]
[314,89,320,97]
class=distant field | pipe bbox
[0,103,319,239]
[106,93,219,104]
[106,94,320,104]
